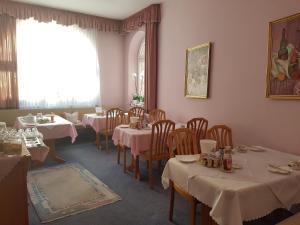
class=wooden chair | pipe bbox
[149,109,166,123]
[206,125,233,149]
[99,108,124,151]
[187,117,208,153]
[138,119,175,188]
[167,128,199,225]
[128,106,145,120]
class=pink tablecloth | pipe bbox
[112,127,152,157]
[15,115,78,143]
[112,123,184,157]
[82,113,106,133]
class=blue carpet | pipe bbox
[28,137,293,225]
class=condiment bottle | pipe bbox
[223,147,232,171]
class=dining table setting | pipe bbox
[112,120,185,179]
[162,144,300,225]
[15,114,78,163]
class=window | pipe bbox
[137,39,145,97]
[16,18,100,108]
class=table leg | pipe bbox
[134,156,141,180]
[200,204,217,225]
[95,132,101,150]
[126,155,135,172]
[44,139,65,163]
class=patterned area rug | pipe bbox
[27,163,121,223]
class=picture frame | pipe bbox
[266,13,300,99]
[185,42,211,99]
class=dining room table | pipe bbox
[112,122,185,179]
[161,146,300,225]
[15,115,78,163]
[82,113,106,149]
[83,112,129,149]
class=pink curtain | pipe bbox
[122,4,160,112]
[0,14,19,109]
[144,22,158,112]
[0,1,120,32]
[121,4,160,32]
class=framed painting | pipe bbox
[266,13,300,99]
[185,42,211,99]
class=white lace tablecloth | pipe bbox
[15,115,78,143]
[162,148,300,225]
[82,113,106,133]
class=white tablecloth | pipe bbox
[15,115,78,143]
[162,147,300,225]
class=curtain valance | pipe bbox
[0,1,121,32]
[121,4,160,32]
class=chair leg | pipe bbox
[117,145,121,164]
[190,198,197,225]
[105,134,108,151]
[149,160,153,189]
[169,180,175,222]
[158,160,162,171]
[123,148,127,173]
[135,156,140,180]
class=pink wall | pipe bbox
[158,0,300,155]
[97,31,125,108]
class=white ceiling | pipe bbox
[13,0,167,20]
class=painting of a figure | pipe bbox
[267,13,300,99]
[185,42,211,99]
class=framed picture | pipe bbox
[266,13,300,99]
[185,42,211,99]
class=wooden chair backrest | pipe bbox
[105,108,124,133]
[168,128,199,158]
[149,109,166,123]
[187,117,208,151]
[150,120,175,159]
[206,125,233,149]
[128,107,145,119]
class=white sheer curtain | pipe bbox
[16,18,101,108]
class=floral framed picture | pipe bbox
[266,13,300,99]
[185,42,211,99]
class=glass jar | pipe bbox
[223,149,232,171]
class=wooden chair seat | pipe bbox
[276,213,300,225]
[167,128,199,225]
[140,151,169,161]
[136,119,175,188]
[99,108,124,150]
[99,129,114,136]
